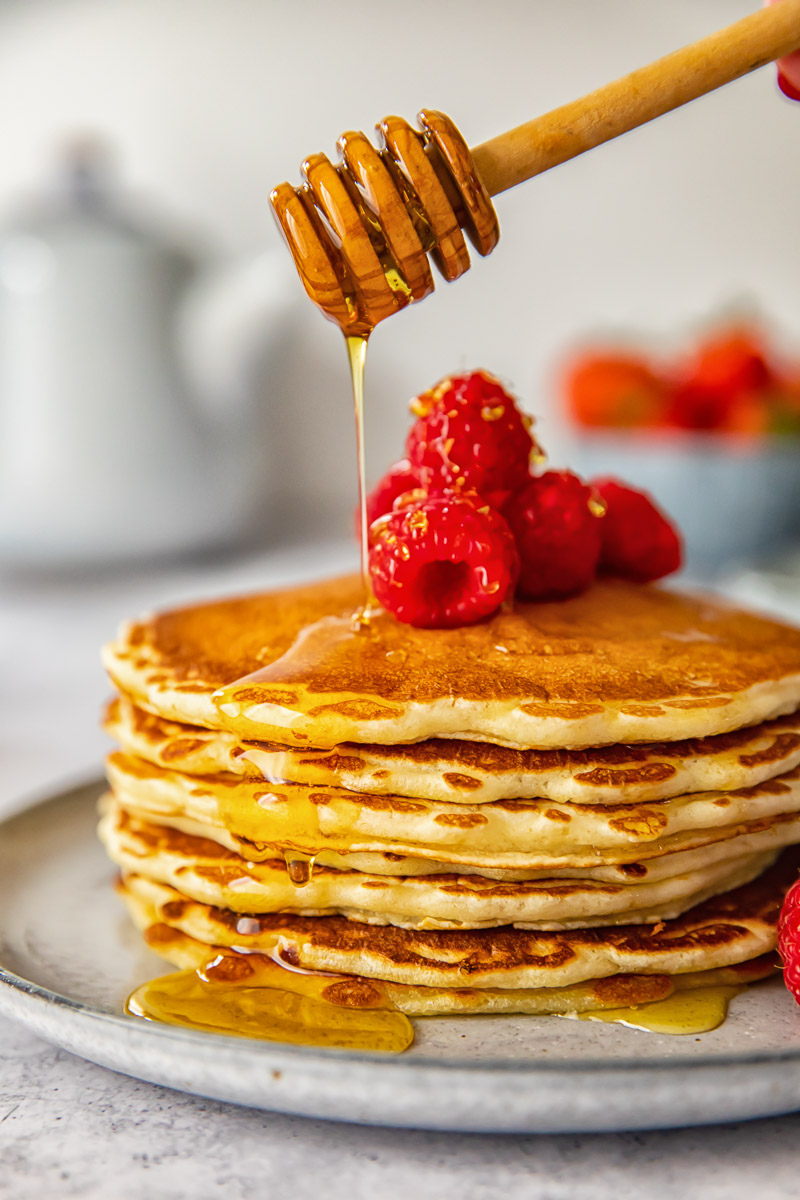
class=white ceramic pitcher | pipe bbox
[0,145,294,567]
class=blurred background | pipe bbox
[1,0,799,797]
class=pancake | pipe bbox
[105,695,800,807]
[106,751,800,870]
[102,575,800,750]
[106,789,800,882]
[120,877,779,1017]
[118,846,799,991]
[100,800,775,931]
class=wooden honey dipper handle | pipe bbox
[472,0,800,197]
[272,2,800,337]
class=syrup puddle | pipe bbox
[126,953,414,1054]
[127,957,745,1052]
[571,985,742,1035]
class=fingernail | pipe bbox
[777,68,800,101]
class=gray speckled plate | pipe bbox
[3,779,800,1134]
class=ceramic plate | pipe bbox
[3,779,800,1134]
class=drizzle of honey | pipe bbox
[346,333,371,598]
[573,985,742,1035]
[126,953,414,1054]
[284,850,316,887]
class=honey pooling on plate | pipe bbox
[127,953,414,1054]
[127,966,742,1048]
[573,987,743,1036]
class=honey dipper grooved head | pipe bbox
[270,110,500,338]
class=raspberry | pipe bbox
[504,471,604,601]
[778,877,800,1004]
[368,491,519,628]
[405,370,538,508]
[360,459,421,533]
[564,353,666,428]
[778,67,800,102]
[593,478,682,583]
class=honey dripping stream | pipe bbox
[126,953,414,1054]
[346,334,371,606]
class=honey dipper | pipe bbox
[271,1,800,337]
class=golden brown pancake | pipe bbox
[118,846,799,991]
[105,788,800,883]
[120,877,779,1017]
[106,751,800,871]
[105,695,800,807]
[99,800,774,931]
[102,575,800,750]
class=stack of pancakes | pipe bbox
[101,575,800,1019]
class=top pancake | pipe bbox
[103,574,800,750]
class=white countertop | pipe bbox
[3,541,800,1199]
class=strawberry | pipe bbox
[669,329,771,431]
[564,353,666,428]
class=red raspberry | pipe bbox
[368,491,519,628]
[360,459,421,534]
[778,67,800,102]
[504,471,604,601]
[593,478,682,583]
[778,877,800,1004]
[405,370,538,508]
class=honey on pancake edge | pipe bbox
[122,240,760,1052]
